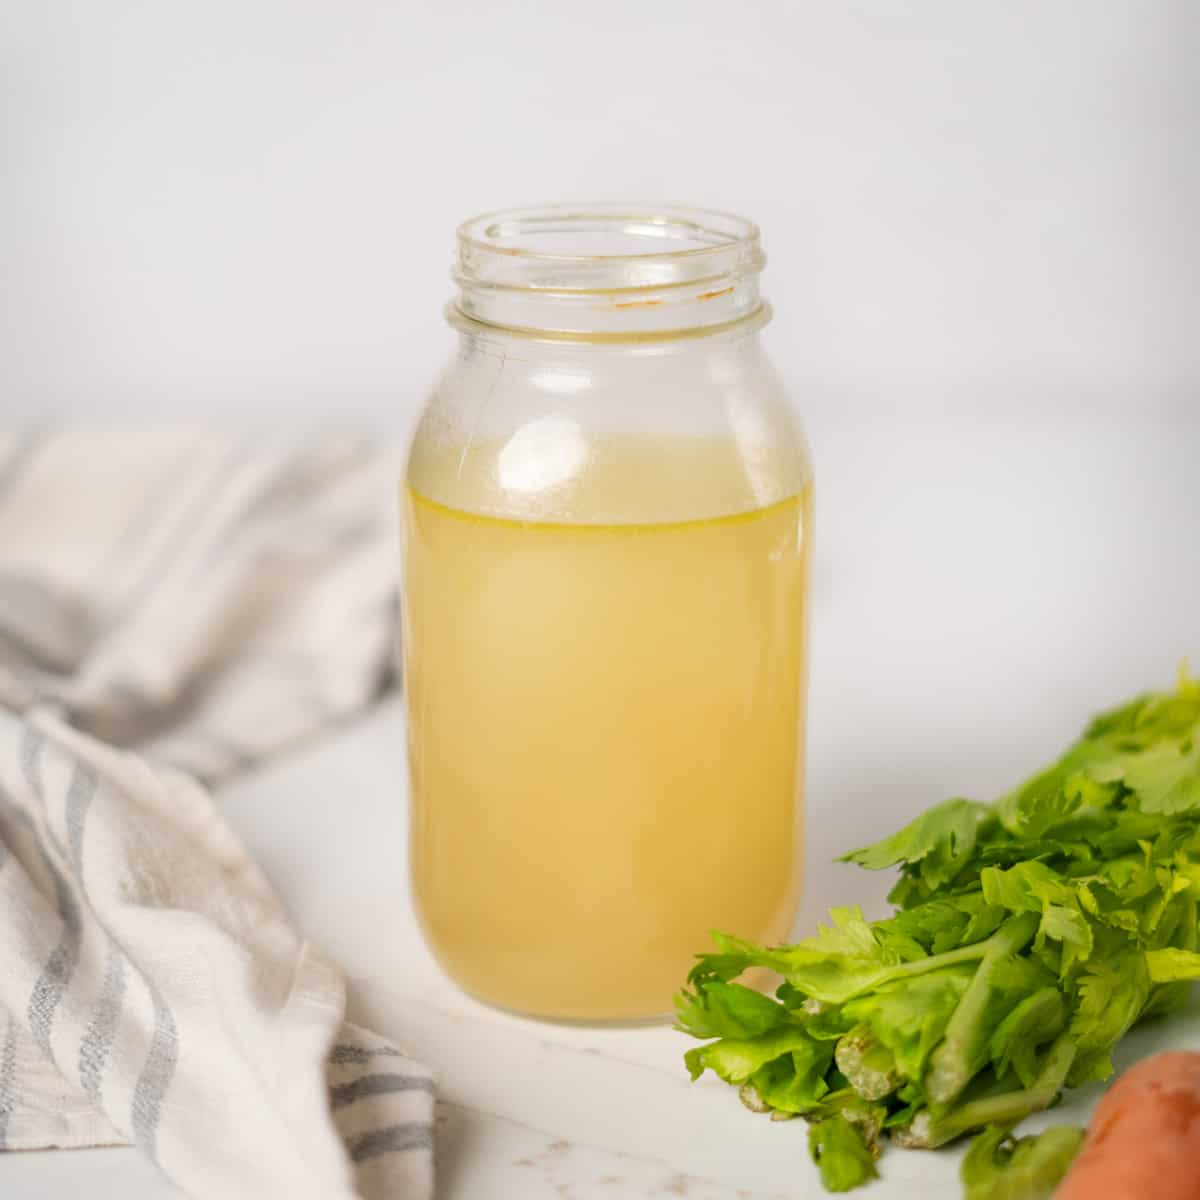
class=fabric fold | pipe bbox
[0,433,431,1199]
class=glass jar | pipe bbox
[402,205,813,1022]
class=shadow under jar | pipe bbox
[402,205,813,1022]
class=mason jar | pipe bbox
[402,205,813,1021]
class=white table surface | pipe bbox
[2,410,1198,1198]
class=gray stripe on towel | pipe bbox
[21,730,89,1057]
[0,1016,17,1150]
[348,1122,434,1162]
[26,860,83,1055]
[329,1043,405,1066]
[131,983,179,1159]
[79,942,127,1103]
[18,725,44,804]
[330,1073,435,1109]
[64,764,97,874]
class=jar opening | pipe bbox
[453,204,767,339]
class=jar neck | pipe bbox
[451,205,768,341]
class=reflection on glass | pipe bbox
[496,416,588,496]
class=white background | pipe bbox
[2,4,1199,1198]
[2,0,1196,425]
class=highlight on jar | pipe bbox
[400,206,813,1022]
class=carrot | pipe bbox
[1056,1050,1200,1200]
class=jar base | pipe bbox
[442,972,674,1027]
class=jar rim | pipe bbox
[457,204,762,267]
[453,204,767,337]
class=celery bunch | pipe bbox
[676,669,1200,1194]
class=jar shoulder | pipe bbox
[407,334,811,523]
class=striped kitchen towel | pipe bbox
[0,432,432,1199]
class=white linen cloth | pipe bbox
[0,432,432,1199]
